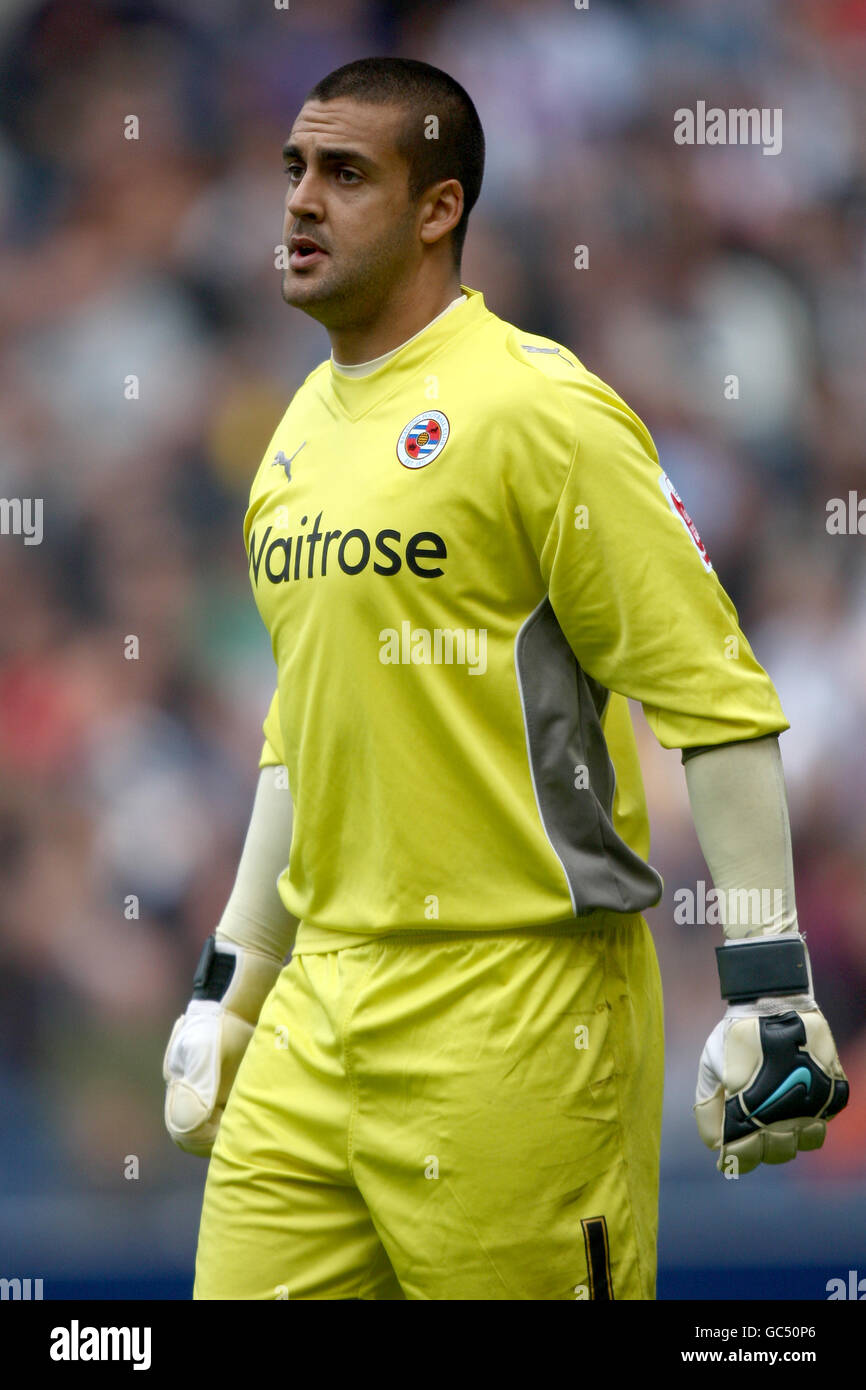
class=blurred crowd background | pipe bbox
[0,0,863,1298]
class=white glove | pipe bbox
[163,936,283,1156]
[695,971,849,1175]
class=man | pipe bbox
[163,57,849,1301]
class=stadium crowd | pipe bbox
[0,0,863,1236]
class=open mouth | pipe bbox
[290,240,327,268]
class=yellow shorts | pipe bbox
[193,914,664,1300]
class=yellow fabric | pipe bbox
[245,285,788,948]
[193,913,663,1300]
[258,687,284,768]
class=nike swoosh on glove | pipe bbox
[695,1002,849,1175]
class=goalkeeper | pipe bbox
[163,56,848,1300]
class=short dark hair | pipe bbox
[305,57,485,269]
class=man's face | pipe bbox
[281,98,421,326]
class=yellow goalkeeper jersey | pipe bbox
[244,286,788,952]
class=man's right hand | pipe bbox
[163,934,284,1156]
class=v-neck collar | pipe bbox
[317,285,489,421]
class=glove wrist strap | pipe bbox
[191,932,283,1022]
[192,933,235,1002]
[716,936,808,1003]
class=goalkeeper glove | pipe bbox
[695,932,849,1175]
[163,933,283,1156]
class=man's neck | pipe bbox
[329,276,463,366]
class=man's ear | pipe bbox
[419,178,464,248]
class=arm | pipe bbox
[215,763,299,960]
[523,371,847,1169]
[684,735,849,1173]
[684,733,799,943]
[163,764,298,1155]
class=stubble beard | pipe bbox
[281,209,417,332]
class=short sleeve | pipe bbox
[538,376,790,752]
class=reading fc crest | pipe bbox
[396,411,450,469]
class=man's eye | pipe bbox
[337,168,361,183]
[284,165,303,181]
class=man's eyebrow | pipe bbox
[281,142,375,169]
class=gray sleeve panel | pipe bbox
[514,597,665,917]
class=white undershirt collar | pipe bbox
[331,294,467,377]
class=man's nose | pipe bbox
[286,171,323,219]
